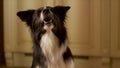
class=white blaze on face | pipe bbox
[40,7,47,20]
[40,10,44,22]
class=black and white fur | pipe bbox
[17,6,74,68]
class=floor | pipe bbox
[0,66,29,68]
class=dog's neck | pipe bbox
[40,24,67,68]
[40,30,60,61]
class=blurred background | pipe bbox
[0,0,120,68]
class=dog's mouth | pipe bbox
[40,8,54,30]
[43,16,52,26]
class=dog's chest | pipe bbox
[40,31,66,68]
[40,31,59,57]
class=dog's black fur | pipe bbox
[17,6,73,68]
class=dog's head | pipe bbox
[17,6,70,43]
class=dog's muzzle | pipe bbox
[40,8,53,25]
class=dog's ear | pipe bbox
[53,6,70,23]
[53,6,70,14]
[17,10,35,26]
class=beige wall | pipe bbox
[3,0,120,68]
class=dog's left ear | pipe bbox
[53,6,70,23]
[17,10,35,26]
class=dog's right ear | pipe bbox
[17,10,35,26]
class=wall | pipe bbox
[3,0,120,68]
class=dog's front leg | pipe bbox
[31,45,47,68]
[31,59,39,68]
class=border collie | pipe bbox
[17,6,74,68]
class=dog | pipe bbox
[17,6,74,68]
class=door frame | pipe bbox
[0,0,6,65]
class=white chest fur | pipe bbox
[40,30,66,68]
[39,24,74,68]
[40,30,60,60]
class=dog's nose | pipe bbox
[42,9,52,23]
[44,17,51,22]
